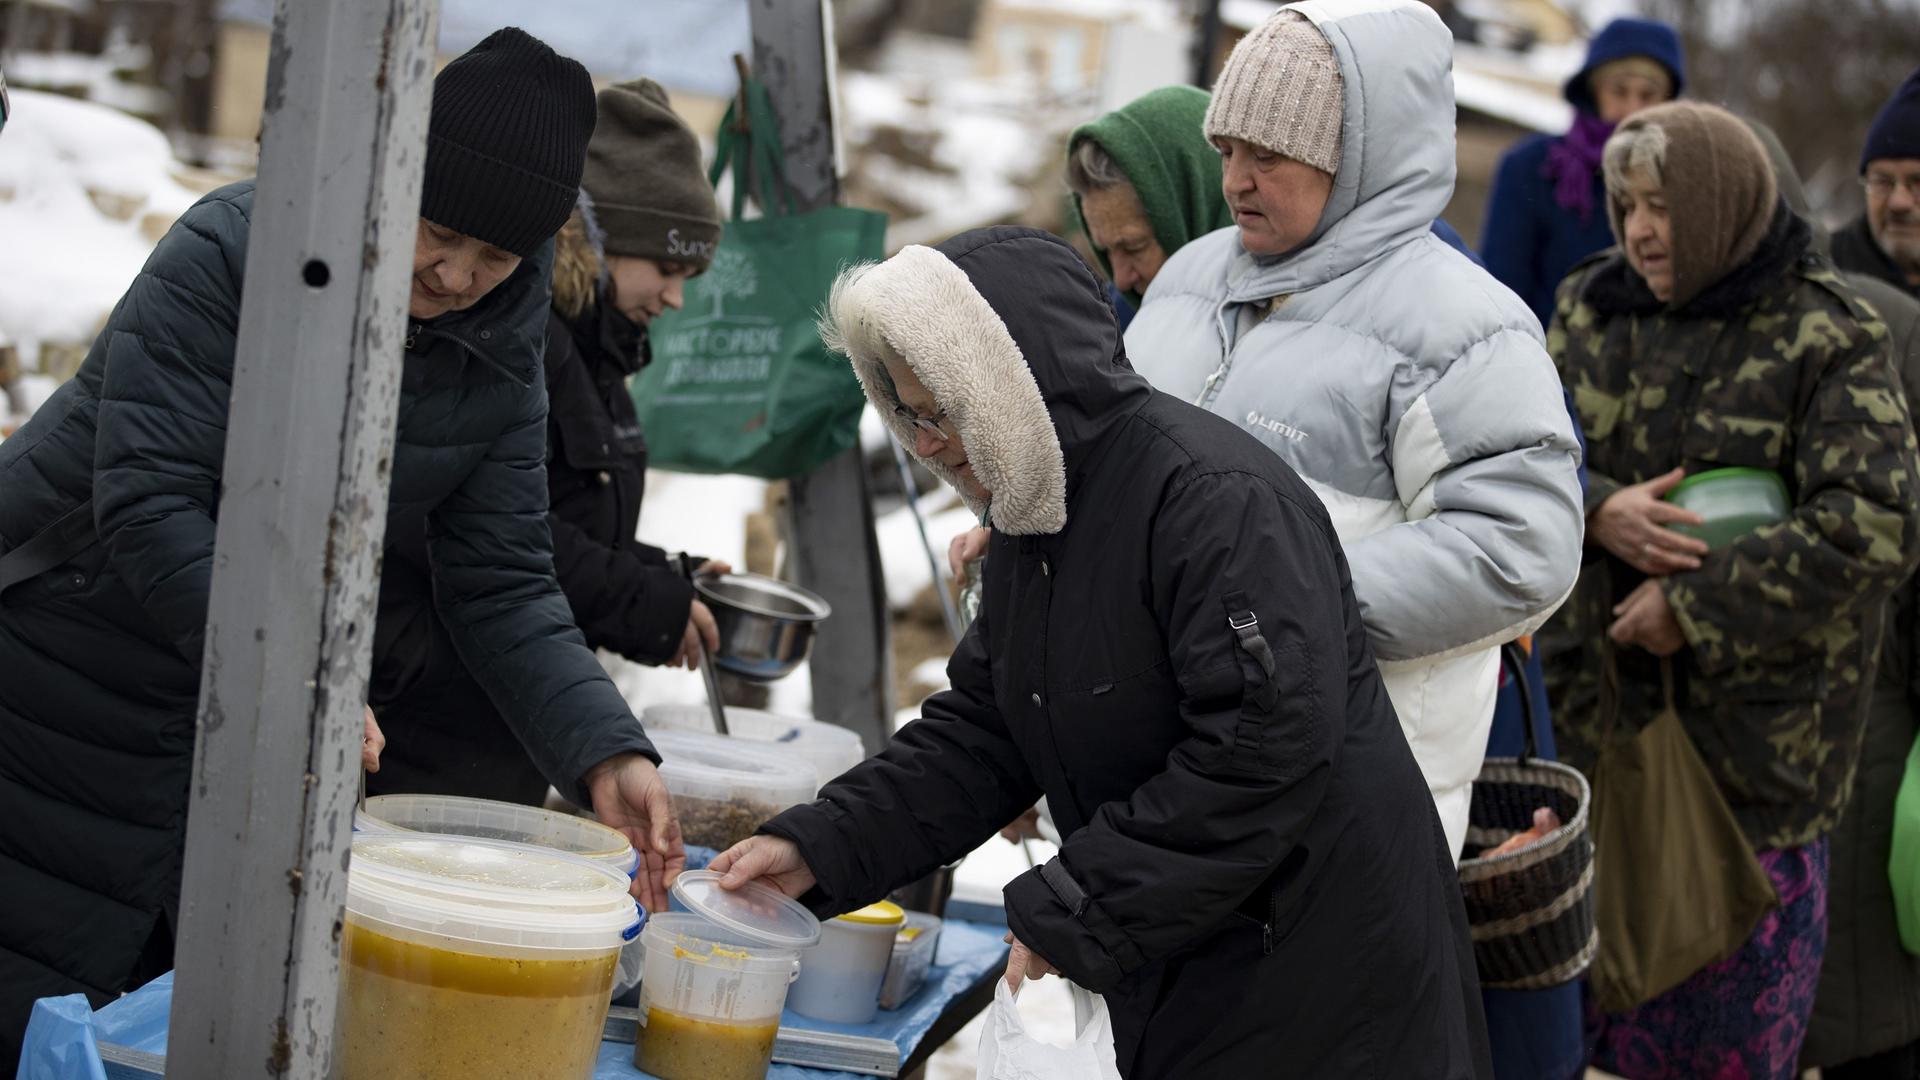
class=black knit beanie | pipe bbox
[1863,66,1920,173]
[420,27,596,257]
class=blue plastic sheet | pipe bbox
[16,994,110,1080]
[20,922,1007,1080]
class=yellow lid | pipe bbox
[835,900,906,927]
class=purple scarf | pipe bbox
[1542,113,1616,224]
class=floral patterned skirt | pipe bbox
[1587,839,1831,1080]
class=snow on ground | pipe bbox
[876,495,977,612]
[0,89,200,365]
[908,656,952,691]
[839,68,1058,250]
[16,376,63,419]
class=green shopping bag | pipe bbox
[631,75,883,478]
[1895,732,1920,955]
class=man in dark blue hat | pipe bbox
[1835,67,1920,297]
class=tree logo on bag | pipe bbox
[653,248,777,397]
[703,249,758,320]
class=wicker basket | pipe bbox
[1457,643,1598,990]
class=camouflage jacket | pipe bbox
[1543,207,1920,850]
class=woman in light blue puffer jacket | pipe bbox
[1127,0,1585,863]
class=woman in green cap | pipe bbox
[1065,85,1232,329]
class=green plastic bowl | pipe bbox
[1664,467,1790,550]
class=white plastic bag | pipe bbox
[976,979,1122,1080]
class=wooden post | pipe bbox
[747,0,895,754]
[165,0,438,1075]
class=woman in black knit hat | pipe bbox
[369,77,729,806]
[0,29,687,1069]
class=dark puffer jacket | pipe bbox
[1834,214,1920,300]
[0,182,655,1065]
[766,228,1491,1078]
[1803,274,1920,1068]
[368,294,695,803]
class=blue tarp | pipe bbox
[20,920,1008,1080]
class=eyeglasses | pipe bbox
[893,402,951,442]
[1863,174,1920,200]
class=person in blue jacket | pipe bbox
[1481,18,1684,326]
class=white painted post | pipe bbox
[165,0,438,1075]
[749,0,897,754]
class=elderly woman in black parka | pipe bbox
[710,226,1493,1078]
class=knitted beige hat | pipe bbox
[1204,10,1344,175]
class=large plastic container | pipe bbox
[354,794,647,995]
[1665,467,1791,550]
[877,911,943,1010]
[643,704,866,787]
[650,728,819,852]
[789,900,905,1024]
[335,834,640,1080]
[354,793,639,877]
[635,870,822,1080]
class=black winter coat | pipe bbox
[1833,214,1919,300]
[367,297,694,803]
[764,227,1491,1078]
[0,183,654,1064]
[1802,273,1920,1067]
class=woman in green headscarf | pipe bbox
[1066,85,1232,323]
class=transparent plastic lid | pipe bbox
[347,835,638,953]
[356,793,638,875]
[671,868,821,950]
[649,728,820,804]
[643,705,866,787]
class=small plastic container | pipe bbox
[788,900,905,1025]
[644,703,866,787]
[1664,467,1791,550]
[650,728,820,852]
[635,869,823,1080]
[878,912,943,1010]
[354,793,639,877]
[335,834,640,1080]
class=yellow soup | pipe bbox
[335,918,617,1080]
[634,1006,781,1080]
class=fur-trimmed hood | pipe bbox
[820,227,1151,535]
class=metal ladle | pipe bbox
[679,553,729,736]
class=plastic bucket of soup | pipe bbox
[336,834,640,1080]
[1664,467,1790,549]
[355,793,639,877]
[634,870,822,1080]
[788,900,905,1024]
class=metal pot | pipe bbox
[694,572,832,683]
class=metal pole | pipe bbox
[749,0,897,754]
[891,438,964,643]
[166,0,438,1075]
[1191,0,1222,88]
[4,0,32,58]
